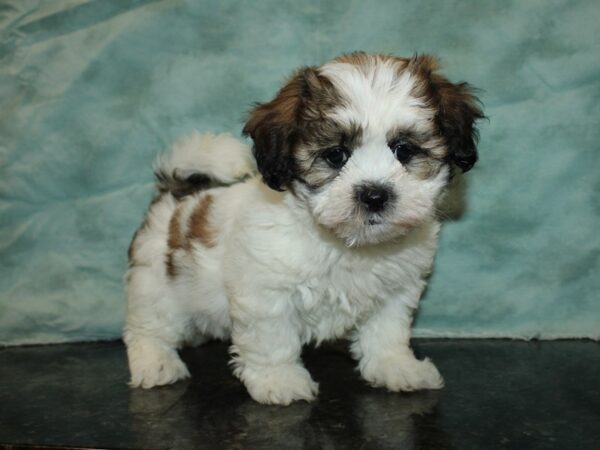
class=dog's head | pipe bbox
[244,53,483,246]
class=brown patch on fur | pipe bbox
[385,127,445,179]
[296,121,363,189]
[167,206,185,250]
[155,171,214,199]
[165,195,217,278]
[165,252,178,278]
[245,71,305,128]
[187,195,216,248]
[406,54,484,172]
[243,67,343,191]
[165,206,185,278]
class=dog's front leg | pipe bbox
[229,295,318,405]
[351,295,444,392]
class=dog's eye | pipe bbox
[390,140,416,164]
[323,146,350,169]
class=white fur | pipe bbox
[125,61,448,404]
[154,131,256,183]
[319,59,434,135]
[301,59,447,247]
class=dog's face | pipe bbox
[244,53,483,246]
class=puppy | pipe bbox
[124,52,483,405]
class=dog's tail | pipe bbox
[153,131,256,198]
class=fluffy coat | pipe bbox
[124,53,482,404]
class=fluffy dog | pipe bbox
[124,52,483,405]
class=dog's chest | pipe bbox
[292,250,410,342]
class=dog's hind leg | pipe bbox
[124,333,190,389]
[124,263,192,389]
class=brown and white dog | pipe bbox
[124,52,483,405]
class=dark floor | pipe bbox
[0,340,599,450]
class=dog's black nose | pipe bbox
[357,185,390,212]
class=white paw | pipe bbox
[361,355,444,392]
[127,339,190,389]
[236,363,319,405]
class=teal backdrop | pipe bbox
[0,0,598,345]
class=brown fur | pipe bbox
[296,122,363,189]
[167,206,185,250]
[243,67,343,191]
[333,52,483,172]
[165,195,216,278]
[165,206,184,277]
[165,251,178,278]
[187,195,216,248]
[385,127,445,180]
[406,54,484,172]
[244,52,482,192]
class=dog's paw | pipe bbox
[127,339,190,389]
[238,363,319,405]
[360,355,444,392]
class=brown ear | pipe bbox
[409,55,484,172]
[243,67,323,191]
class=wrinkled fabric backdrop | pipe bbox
[0,0,598,345]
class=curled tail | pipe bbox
[153,132,256,198]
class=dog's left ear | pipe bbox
[243,67,326,191]
[409,55,485,172]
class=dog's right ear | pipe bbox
[243,67,322,191]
